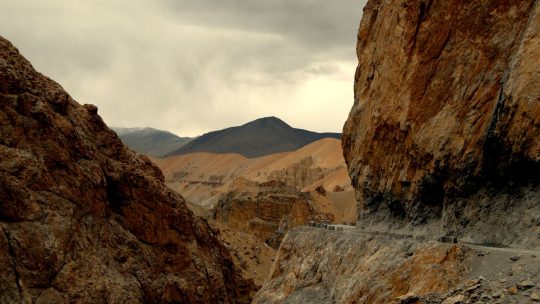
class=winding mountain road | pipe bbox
[307,223,540,255]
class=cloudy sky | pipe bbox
[1,0,366,136]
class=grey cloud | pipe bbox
[162,0,363,50]
[152,0,367,82]
[0,0,368,136]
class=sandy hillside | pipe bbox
[153,138,357,223]
[308,190,358,224]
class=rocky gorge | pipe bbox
[2,0,540,302]
[213,181,333,248]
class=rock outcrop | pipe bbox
[210,221,277,288]
[266,156,342,191]
[254,228,474,304]
[213,181,332,247]
[255,228,540,304]
[0,36,254,303]
[342,0,540,248]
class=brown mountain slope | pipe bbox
[0,36,254,303]
[210,221,276,287]
[155,138,352,196]
[154,152,247,204]
[153,138,356,221]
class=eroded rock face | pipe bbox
[255,228,540,304]
[266,156,342,191]
[253,228,474,304]
[213,181,331,247]
[342,0,540,248]
[0,36,255,303]
[254,1,540,302]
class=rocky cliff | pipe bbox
[213,181,332,247]
[255,228,540,304]
[0,36,254,303]
[254,1,540,303]
[266,156,342,191]
[342,0,540,248]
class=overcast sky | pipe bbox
[0,0,366,136]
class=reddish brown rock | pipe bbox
[213,181,332,247]
[342,0,540,248]
[254,2,540,303]
[0,36,255,303]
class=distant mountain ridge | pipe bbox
[167,116,341,158]
[112,127,192,158]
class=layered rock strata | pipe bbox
[0,36,254,303]
[342,0,540,248]
[154,138,353,208]
[213,181,331,247]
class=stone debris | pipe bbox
[508,286,518,295]
[441,294,464,304]
[518,279,535,290]
[510,255,521,262]
[396,292,418,304]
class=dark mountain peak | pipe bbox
[168,117,341,158]
[245,116,291,128]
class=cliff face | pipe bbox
[254,228,540,304]
[254,1,540,302]
[0,37,254,303]
[342,0,540,248]
[213,181,332,247]
[265,156,341,191]
[254,228,474,304]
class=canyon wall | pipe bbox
[255,227,540,304]
[342,0,540,248]
[213,181,332,247]
[254,228,474,304]
[255,1,540,303]
[0,36,254,303]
